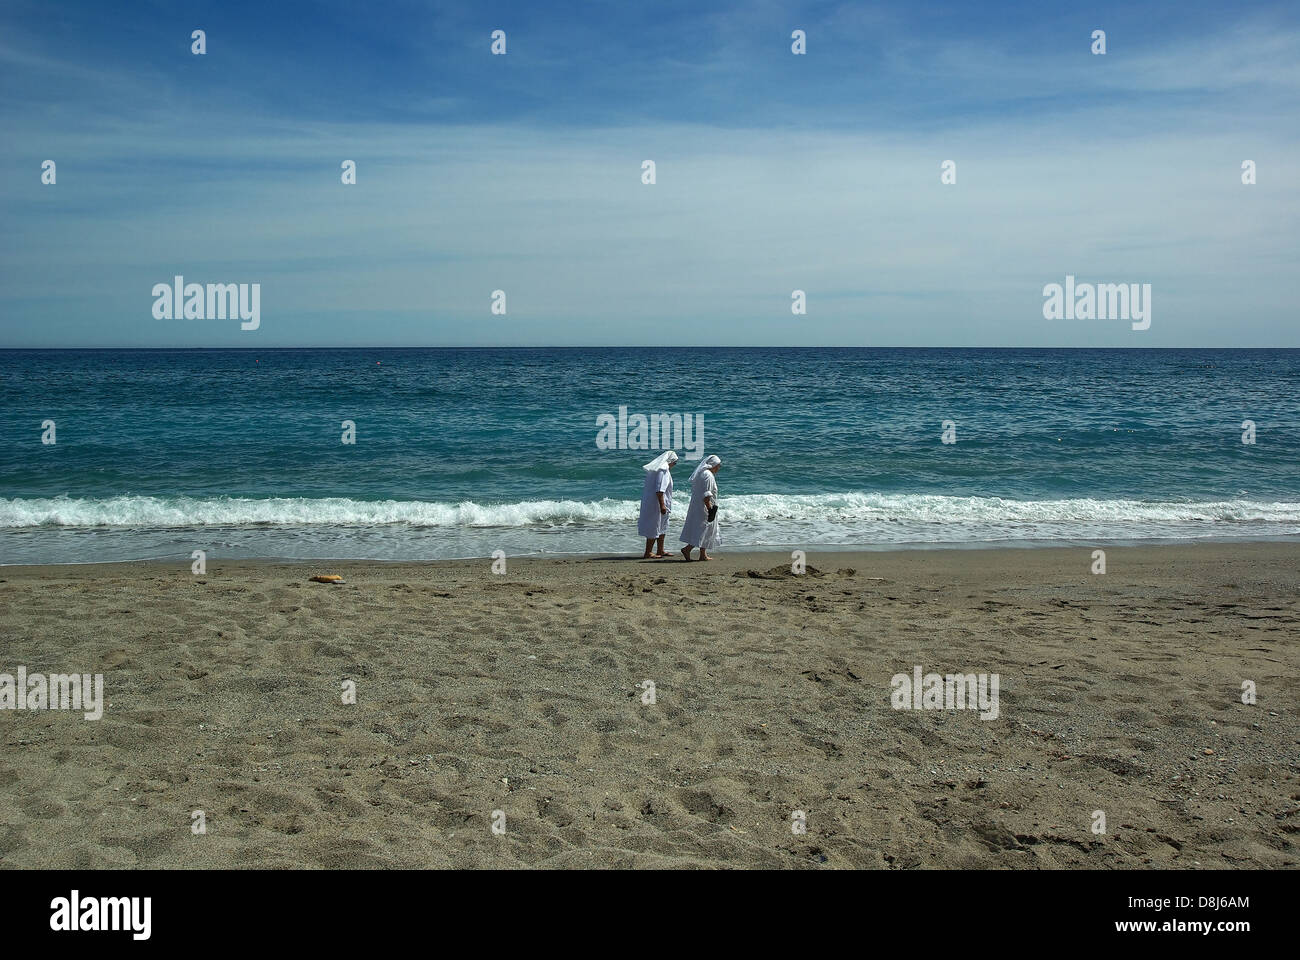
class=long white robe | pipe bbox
[638,467,673,538]
[679,468,720,550]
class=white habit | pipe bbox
[637,451,676,538]
[679,456,721,550]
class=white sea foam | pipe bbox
[3,493,1299,533]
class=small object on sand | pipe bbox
[310,574,345,584]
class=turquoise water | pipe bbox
[1,347,1298,563]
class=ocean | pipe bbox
[1,347,1298,564]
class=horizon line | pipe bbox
[2,345,1298,352]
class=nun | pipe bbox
[638,451,678,558]
[679,454,722,561]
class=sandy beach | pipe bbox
[0,543,1296,869]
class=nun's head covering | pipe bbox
[642,450,678,472]
[689,454,721,483]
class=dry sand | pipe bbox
[0,543,1296,869]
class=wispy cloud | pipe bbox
[1,1,1297,347]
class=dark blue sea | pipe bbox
[2,347,1297,563]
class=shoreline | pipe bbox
[4,540,1300,588]
[5,533,1300,570]
[1,540,1296,868]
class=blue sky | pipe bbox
[1,0,1297,347]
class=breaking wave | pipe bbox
[4,493,1300,533]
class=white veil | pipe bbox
[689,454,721,484]
[642,450,678,472]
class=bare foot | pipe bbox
[641,551,653,559]
[699,552,712,561]
[652,552,671,558]
[680,547,692,561]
